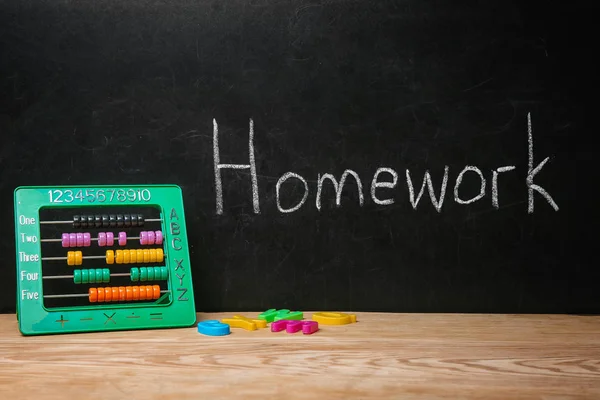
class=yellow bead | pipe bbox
[74,251,82,266]
[137,249,143,263]
[143,249,149,263]
[149,249,156,263]
[115,250,124,264]
[129,249,136,263]
[124,249,130,264]
[67,251,74,266]
[157,248,164,262]
[106,250,114,265]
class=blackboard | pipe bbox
[0,0,595,314]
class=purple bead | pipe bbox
[76,233,84,247]
[69,233,77,248]
[147,231,155,245]
[140,231,148,245]
[155,231,163,245]
[118,232,127,246]
[106,232,114,246]
[83,232,91,247]
[62,233,69,248]
[98,232,106,247]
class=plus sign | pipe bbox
[56,315,68,327]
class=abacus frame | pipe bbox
[14,184,196,336]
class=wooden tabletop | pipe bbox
[1,312,599,399]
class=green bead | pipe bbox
[161,266,168,280]
[147,266,154,281]
[131,267,139,282]
[103,268,110,283]
[81,269,89,284]
[96,269,103,283]
[140,267,147,281]
[73,269,81,284]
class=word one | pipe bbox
[213,113,559,215]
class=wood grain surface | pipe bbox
[1,312,599,399]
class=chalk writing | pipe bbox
[454,166,486,205]
[211,113,559,214]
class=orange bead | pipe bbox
[126,286,133,301]
[89,288,98,303]
[139,285,147,300]
[145,285,153,300]
[104,287,112,302]
[112,287,119,302]
[132,286,139,300]
[97,287,105,302]
[119,286,126,301]
[152,285,161,299]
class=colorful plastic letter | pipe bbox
[197,320,230,336]
[221,315,267,331]
[301,321,319,334]
[258,309,303,322]
[270,319,289,332]
[312,312,357,325]
[271,320,319,334]
[273,310,303,321]
[258,308,287,322]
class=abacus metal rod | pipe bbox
[41,255,106,261]
[41,236,151,243]
[43,273,130,280]
[40,218,162,225]
[44,290,169,299]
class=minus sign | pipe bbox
[149,313,162,316]
[80,318,93,321]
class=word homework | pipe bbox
[213,113,559,215]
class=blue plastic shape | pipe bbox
[198,320,230,336]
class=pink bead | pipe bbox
[98,232,106,247]
[76,233,84,247]
[62,234,69,248]
[155,231,163,245]
[69,233,77,248]
[147,231,155,245]
[83,233,91,247]
[118,232,127,246]
[140,231,148,245]
[106,232,114,246]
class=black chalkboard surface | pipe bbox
[0,0,595,314]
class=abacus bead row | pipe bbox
[67,251,83,266]
[62,233,92,248]
[88,285,161,302]
[106,248,164,264]
[139,231,163,245]
[130,267,169,282]
[73,214,145,228]
[73,268,111,284]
